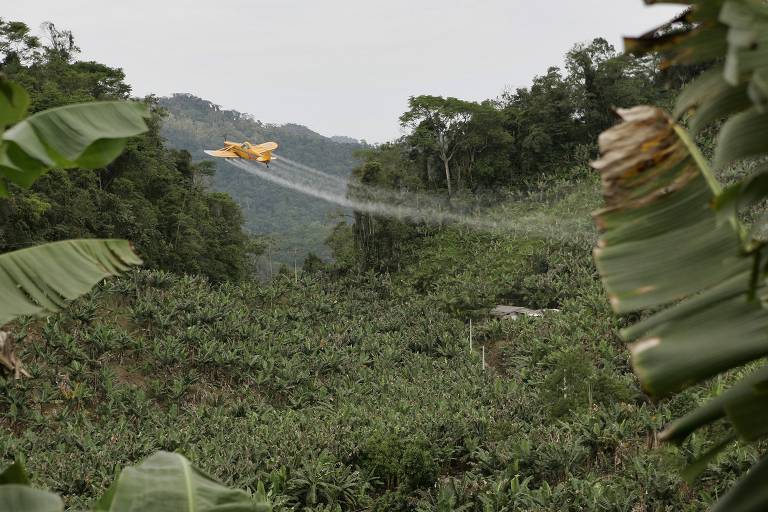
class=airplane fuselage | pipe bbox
[204,141,278,166]
[223,141,269,162]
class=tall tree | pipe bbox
[566,37,660,142]
[400,96,476,197]
[0,18,41,69]
[456,100,511,190]
[503,67,577,177]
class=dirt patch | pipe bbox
[93,299,137,334]
[479,338,512,373]
[112,364,149,389]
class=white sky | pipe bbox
[4,1,683,143]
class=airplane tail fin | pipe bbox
[257,152,275,163]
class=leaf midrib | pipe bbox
[181,455,194,512]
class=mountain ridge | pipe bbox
[158,93,364,269]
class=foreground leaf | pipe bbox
[0,78,30,128]
[592,0,768,506]
[0,460,62,512]
[592,106,744,315]
[0,239,142,327]
[712,455,768,512]
[592,104,768,506]
[0,461,30,485]
[0,485,62,512]
[93,451,258,512]
[674,65,751,133]
[591,106,768,398]
[715,109,768,169]
[0,100,149,193]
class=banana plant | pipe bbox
[0,239,142,327]
[593,1,768,510]
[0,76,149,196]
[0,452,271,512]
[0,74,148,375]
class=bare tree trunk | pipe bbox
[426,157,436,187]
[437,132,453,197]
[467,152,476,189]
[456,159,463,191]
[442,157,453,197]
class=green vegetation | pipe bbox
[394,37,671,194]
[592,1,768,509]
[1,201,756,510]
[2,2,767,511]
[0,451,271,511]
[159,94,362,267]
[339,37,691,277]
[0,20,256,282]
[0,56,148,375]
[0,25,266,510]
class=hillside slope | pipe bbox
[159,94,363,267]
[3,181,745,511]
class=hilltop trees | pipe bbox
[0,19,41,68]
[502,37,665,182]
[0,20,255,281]
[400,96,513,195]
[456,100,512,190]
[504,66,577,180]
[400,96,476,197]
[388,38,668,202]
[566,38,660,141]
[341,37,670,272]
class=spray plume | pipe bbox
[226,159,593,243]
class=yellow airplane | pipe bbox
[204,141,278,167]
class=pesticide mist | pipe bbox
[227,158,594,243]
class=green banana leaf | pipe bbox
[0,99,149,193]
[0,486,63,512]
[592,105,768,508]
[712,456,768,512]
[596,1,768,506]
[0,461,62,512]
[624,3,728,68]
[591,106,768,395]
[0,78,30,128]
[0,239,142,328]
[92,451,260,512]
[0,461,29,485]
[592,106,744,314]
[674,65,751,134]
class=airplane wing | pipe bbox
[204,148,239,158]
[250,142,279,155]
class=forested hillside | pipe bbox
[0,21,255,282]
[159,94,362,267]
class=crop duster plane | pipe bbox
[204,141,278,167]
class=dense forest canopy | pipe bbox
[0,19,256,282]
[396,38,672,195]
